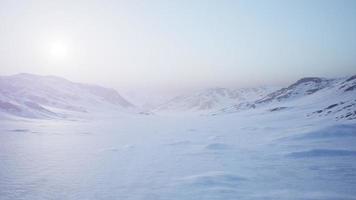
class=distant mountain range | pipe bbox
[0,73,355,121]
[154,87,278,113]
[0,73,136,119]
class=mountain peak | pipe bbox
[289,77,327,88]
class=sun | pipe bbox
[49,40,69,60]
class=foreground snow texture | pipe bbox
[1,111,356,200]
[0,74,356,199]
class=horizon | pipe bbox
[1,71,354,93]
[1,1,356,199]
[1,0,356,91]
[1,72,354,107]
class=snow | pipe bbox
[216,76,356,120]
[0,73,137,119]
[155,87,279,113]
[287,149,356,158]
[0,74,356,199]
[1,106,356,199]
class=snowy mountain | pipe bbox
[218,75,356,121]
[2,73,355,121]
[255,77,332,104]
[155,87,278,113]
[1,74,356,199]
[0,73,136,119]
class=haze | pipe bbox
[1,0,356,91]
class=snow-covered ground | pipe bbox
[1,108,356,200]
[1,74,356,199]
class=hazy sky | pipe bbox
[0,0,356,90]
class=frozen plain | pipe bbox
[1,108,356,200]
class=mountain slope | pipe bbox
[0,73,135,119]
[155,87,279,113]
[218,75,356,121]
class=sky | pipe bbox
[0,0,356,91]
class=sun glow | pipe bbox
[49,40,69,60]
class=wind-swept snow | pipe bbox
[1,103,356,199]
[0,74,355,199]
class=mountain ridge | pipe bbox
[0,73,136,119]
[154,86,279,113]
[216,75,356,121]
[1,73,355,121]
